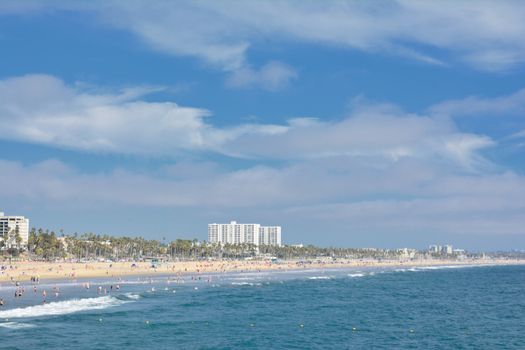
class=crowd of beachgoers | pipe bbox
[0,258,523,309]
[1,257,523,283]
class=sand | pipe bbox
[1,258,524,283]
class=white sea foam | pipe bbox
[0,322,35,329]
[229,277,259,281]
[415,265,479,270]
[231,282,262,286]
[393,264,482,273]
[122,292,141,300]
[348,273,365,278]
[0,295,128,319]
[307,276,332,280]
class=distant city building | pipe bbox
[399,248,417,259]
[259,226,281,246]
[208,221,282,246]
[0,212,29,248]
[428,244,453,255]
[429,245,440,253]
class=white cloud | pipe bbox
[0,75,207,154]
[0,75,521,244]
[2,157,525,240]
[0,74,286,155]
[429,88,525,117]
[226,61,297,90]
[509,129,525,140]
[0,74,497,171]
[223,106,495,171]
[2,1,525,76]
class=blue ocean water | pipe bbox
[0,264,524,349]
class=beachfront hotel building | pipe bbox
[208,221,282,246]
[259,226,281,246]
[0,212,29,248]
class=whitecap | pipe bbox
[307,276,332,280]
[121,292,141,300]
[347,273,365,278]
[231,282,262,286]
[415,265,478,271]
[0,322,35,329]
[0,296,129,319]
[232,282,254,286]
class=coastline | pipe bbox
[1,258,524,283]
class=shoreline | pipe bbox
[2,258,524,284]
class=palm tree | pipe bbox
[14,226,22,251]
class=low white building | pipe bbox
[0,212,29,248]
[208,221,282,246]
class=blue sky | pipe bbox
[1,1,525,249]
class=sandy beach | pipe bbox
[1,258,524,283]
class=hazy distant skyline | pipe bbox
[1,1,525,249]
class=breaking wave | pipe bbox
[0,295,129,319]
[231,282,262,286]
[347,273,365,278]
[0,322,36,329]
[394,265,482,273]
[118,292,141,300]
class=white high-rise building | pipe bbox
[259,226,281,246]
[0,212,29,248]
[443,244,453,255]
[208,221,282,246]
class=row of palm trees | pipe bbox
[3,227,471,261]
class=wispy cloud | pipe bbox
[0,74,496,171]
[0,73,523,243]
[225,61,297,90]
[2,157,524,240]
[223,108,495,171]
[429,88,525,117]
[0,74,286,155]
[2,0,525,82]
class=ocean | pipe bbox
[0,264,524,349]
